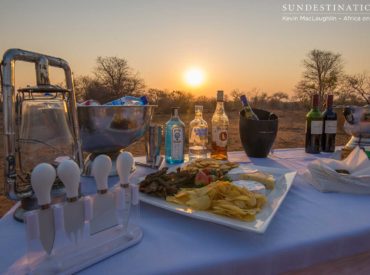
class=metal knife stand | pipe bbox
[1,49,83,222]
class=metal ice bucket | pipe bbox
[342,104,370,158]
[77,105,156,175]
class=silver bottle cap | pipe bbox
[195,105,203,113]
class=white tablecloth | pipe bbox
[1,149,370,274]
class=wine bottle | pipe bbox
[305,94,323,154]
[240,95,259,120]
[165,107,185,164]
[211,90,229,160]
[321,95,337,152]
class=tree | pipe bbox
[93,56,145,102]
[169,90,195,113]
[230,89,244,103]
[252,92,269,107]
[144,89,196,114]
[269,92,289,102]
[196,95,215,112]
[268,92,289,108]
[342,73,370,104]
[225,89,244,111]
[73,75,94,102]
[295,49,343,107]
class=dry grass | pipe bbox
[0,109,350,217]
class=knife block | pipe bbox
[6,184,143,275]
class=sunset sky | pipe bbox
[1,0,369,97]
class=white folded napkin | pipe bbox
[307,147,370,194]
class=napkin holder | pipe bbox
[6,184,142,274]
[307,146,370,194]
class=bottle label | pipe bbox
[324,120,337,134]
[311,121,323,135]
[171,127,184,159]
[190,127,207,143]
[244,108,256,119]
[212,126,228,147]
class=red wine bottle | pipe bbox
[305,94,323,154]
[321,95,337,152]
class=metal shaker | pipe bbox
[145,125,163,168]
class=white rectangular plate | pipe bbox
[139,164,297,233]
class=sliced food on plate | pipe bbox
[166,180,267,221]
[182,158,239,185]
[139,167,196,199]
[139,158,278,222]
[139,159,240,198]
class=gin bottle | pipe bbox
[165,107,185,164]
[211,90,229,160]
[189,105,208,160]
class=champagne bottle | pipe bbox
[305,94,323,154]
[321,95,337,152]
[240,95,259,120]
[211,90,229,160]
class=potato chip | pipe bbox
[187,196,212,210]
[166,181,267,221]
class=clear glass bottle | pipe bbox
[211,90,229,160]
[165,107,185,164]
[240,95,259,120]
[189,105,208,160]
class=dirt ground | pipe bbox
[0,109,350,217]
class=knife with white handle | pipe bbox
[31,163,56,255]
[57,159,85,244]
[90,154,118,235]
[24,211,43,260]
[116,152,134,231]
[130,183,140,226]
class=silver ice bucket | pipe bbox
[77,105,156,175]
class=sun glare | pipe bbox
[184,68,205,87]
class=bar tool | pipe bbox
[136,124,163,169]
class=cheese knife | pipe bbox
[90,154,118,235]
[57,159,85,244]
[31,163,56,255]
[116,152,134,231]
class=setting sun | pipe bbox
[184,68,205,87]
